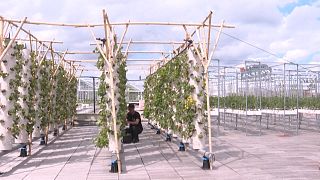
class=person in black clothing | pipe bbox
[126,103,143,143]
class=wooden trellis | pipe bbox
[0,10,234,173]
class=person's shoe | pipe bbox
[133,138,139,143]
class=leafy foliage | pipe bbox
[209,95,320,110]
[8,43,24,138]
[144,51,199,139]
[94,45,127,148]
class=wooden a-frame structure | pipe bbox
[0,10,234,173]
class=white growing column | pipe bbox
[51,73,57,132]
[0,47,15,150]
[188,49,206,150]
[32,55,41,137]
[108,62,121,152]
[15,48,30,144]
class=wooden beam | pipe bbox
[3,18,235,28]
[40,50,172,54]
[64,58,163,62]
[52,50,68,76]
[124,38,132,58]
[8,21,52,52]
[102,9,110,60]
[116,23,129,55]
[39,43,51,65]
[90,40,199,45]
[88,26,111,67]
[208,20,224,67]
[0,17,27,62]
[28,31,32,52]
[207,12,213,60]
[205,12,213,168]
[15,38,63,44]
[125,51,171,54]
[103,9,113,32]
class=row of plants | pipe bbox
[209,95,320,110]
[144,49,207,144]
[0,40,78,151]
[94,43,127,149]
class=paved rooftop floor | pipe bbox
[0,122,319,180]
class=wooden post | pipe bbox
[0,16,4,54]
[102,9,122,174]
[205,12,213,170]
[28,133,32,155]
[204,20,224,170]
[28,31,32,51]
[52,50,68,76]
[124,38,132,60]
[116,23,129,55]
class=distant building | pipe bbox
[77,77,144,105]
[126,84,143,104]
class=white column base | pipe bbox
[49,123,54,131]
[15,129,28,144]
[32,126,41,138]
[191,136,206,150]
[108,134,121,153]
[0,132,13,150]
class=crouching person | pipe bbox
[126,103,143,143]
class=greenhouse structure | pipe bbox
[0,8,319,180]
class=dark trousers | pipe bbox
[128,125,142,140]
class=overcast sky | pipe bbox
[1,0,320,86]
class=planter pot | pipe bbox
[109,160,118,173]
[178,142,185,151]
[0,133,13,150]
[53,128,59,136]
[19,144,28,157]
[40,135,46,145]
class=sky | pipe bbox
[1,0,320,87]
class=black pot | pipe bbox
[40,135,46,145]
[19,145,28,157]
[202,155,210,170]
[53,129,58,136]
[178,142,185,151]
[165,134,171,142]
[109,160,118,173]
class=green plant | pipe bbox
[7,43,24,138]
[144,51,198,139]
[95,42,127,148]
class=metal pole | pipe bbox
[245,61,248,135]
[93,77,96,114]
[296,65,299,135]
[223,67,226,128]
[283,64,286,135]
[259,62,262,135]
[217,59,220,135]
